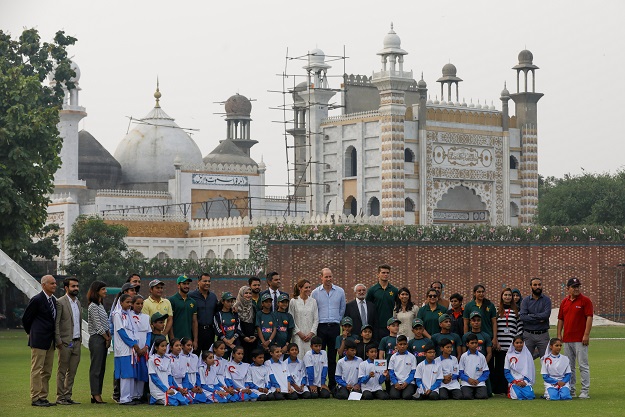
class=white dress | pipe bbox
[288,296,319,359]
[394,305,419,340]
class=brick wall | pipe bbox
[266,241,625,321]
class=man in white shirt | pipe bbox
[54,277,82,405]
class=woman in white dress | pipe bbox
[393,287,419,340]
[288,279,318,359]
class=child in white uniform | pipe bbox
[358,346,390,400]
[130,295,150,403]
[540,338,572,401]
[459,333,489,400]
[286,343,311,399]
[504,336,535,400]
[334,340,362,399]
[265,345,298,400]
[147,337,189,406]
[227,346,257,401]
[304,336,330,399]
[113,294,138,405]
[434,337,462,400]
[388,335,417,400]
[179,338,207,403]
[414,343,443,400]
[198,350,228,403]
[245,349,275,401]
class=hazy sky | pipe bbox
[2,1,624,195]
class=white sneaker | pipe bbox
[578,392,590,399]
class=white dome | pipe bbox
[114,105,202,189]
[383,29,401,50]
[310,48,325,64]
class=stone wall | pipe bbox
[266,241,625,321]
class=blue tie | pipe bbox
[48,297,56,319]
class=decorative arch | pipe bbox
[344,195,357,216]
[405,198,415,212]
[156,251,169,260]
[223,249,235,259]
[205,249,216,259]
[344,146,357,177]
[436,185,487,210]
[510,155,518,169]
[510,201,519,217]
[404,148,415,163]
[188,250,198,260]
[368,197,380,216]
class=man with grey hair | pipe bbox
[23,275,58,407]
[344,283,378,340]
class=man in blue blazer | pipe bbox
[22,275,58,407]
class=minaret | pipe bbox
[224,93,258,156]
[371,24,415,225]
[52,60,87,189]
[297,48,336,215]
[509,50,542,225]
[287,82,309,198]
[436,63,462,102]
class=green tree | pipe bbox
[537,170,625,226]
[0,28,76,262]
[64,216,130,291]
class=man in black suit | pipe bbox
[258,272,288,312]
[22,275,58,407]
[344,283,378,340]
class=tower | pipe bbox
[224,94,258,157]
[436,63,462,103]
[297,49,336,215]
[287,82,309,198]
[371,24,415,225]
[509,50,542,225]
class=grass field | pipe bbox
[1,327,624,416]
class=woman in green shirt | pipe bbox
[417,288,447,338]
[462,284,498,349]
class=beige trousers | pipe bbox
[30,342,55,402]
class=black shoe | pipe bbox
[67,399,81,405]
[32,399,51,407]
[119,401,137,405]
[42,399,56,406]
[56,399,72,405]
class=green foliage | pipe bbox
[248,223,625,267]
[0,28,76,261]
[18,223,60,274]
[64,216,129,290]
[537,171,625,225]
[135,257,260,277]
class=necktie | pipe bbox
[273,291,278,312]
[48,297,56,319]
[359,300,367,325]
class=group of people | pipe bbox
[23,266,594,407]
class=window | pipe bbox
[405,198,415,212]
[405,148,415,163]
[510,155,518,169]
[206,249,216,259]
[344,196,357,216]
[156,251,169,260]
[224,249,235,259]
[344,146,357,177]
[368,197,380,216]
[188,250,198,260]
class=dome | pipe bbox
[442,63,457,77]
[383,28,401,50]
[500,82,510,97]
[309,48,326,64]
[78,130,121,189]
[224,94,252,117]
[70,61,81,83]
[203,139,257,167]
[292,81,308,104]
[114,97,203,190]
[518,49,533,65]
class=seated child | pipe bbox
[355,324,377,360]
[358,346,390,400]
[285,343,311,399]
[265,344,298,400]
[388,335,417,400]
[303,336,331,399]
[275,294,295,355]
[245,349,276,401]
[459,333,489,400]
[226,346,257,401]
[504,336,535,400]
[180,338,207,404]
[414,343,442,400]
[540,338,572,401]
[434,337,462,400]
[147,336,189,406]
[334,340,363,399]
[408,318,431,365]
[379,318,400,359]
[198,350,229,403]
[336,317,359,357]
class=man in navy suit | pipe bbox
[258,272,288,312]
[23,275,58,407]
[344,283,378,340]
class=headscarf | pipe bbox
[234,285,254,324]
[511,288,522,308]
[506,339,535,383]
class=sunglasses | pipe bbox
[428,294,438,298]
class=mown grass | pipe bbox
[1,327,624,416]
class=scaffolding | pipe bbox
[269,48,348,216]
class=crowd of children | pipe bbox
[109,288,573,405]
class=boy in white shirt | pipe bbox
[304,336,330,399]
[334,340,363,399]
[459,333,490,400]
[285,343,311,399]
[388,335,417,400]
[434,337,462,400]
[265,345,298,400]
[414,343,443,400]
[358,346,389,400]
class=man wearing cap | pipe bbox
[366,265,398,340]
[344,283,378,340]
[311,267,346,390]
[189,273,218,353]
[169,276,198,346]
[142,279,173,338]
[519,277,552,359]
[557,277,593,399]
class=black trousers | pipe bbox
[439,387,462,400]
[195,325,215,354]
[316,323,339,389]
[389,384,416,400]
[491,350,508,394]
[88,334,107,396]
[361,389,390,400]
[461,385,488,400]
[309,387,331,399]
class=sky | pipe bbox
[2,0,624,195]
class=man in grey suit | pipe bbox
[55,277,82,405]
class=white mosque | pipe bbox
[45,25,541,267]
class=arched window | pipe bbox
[368,197,380,216]
[205,249,216,259]
[224,249,235,259]
[156,251,169,260]
[344,196,357,216]
[345,146,357,177]
[510,202,519,217]
[188,250,198,260]
[405,148,415,163]
[405,198,415,212]
[510,155,518,169]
